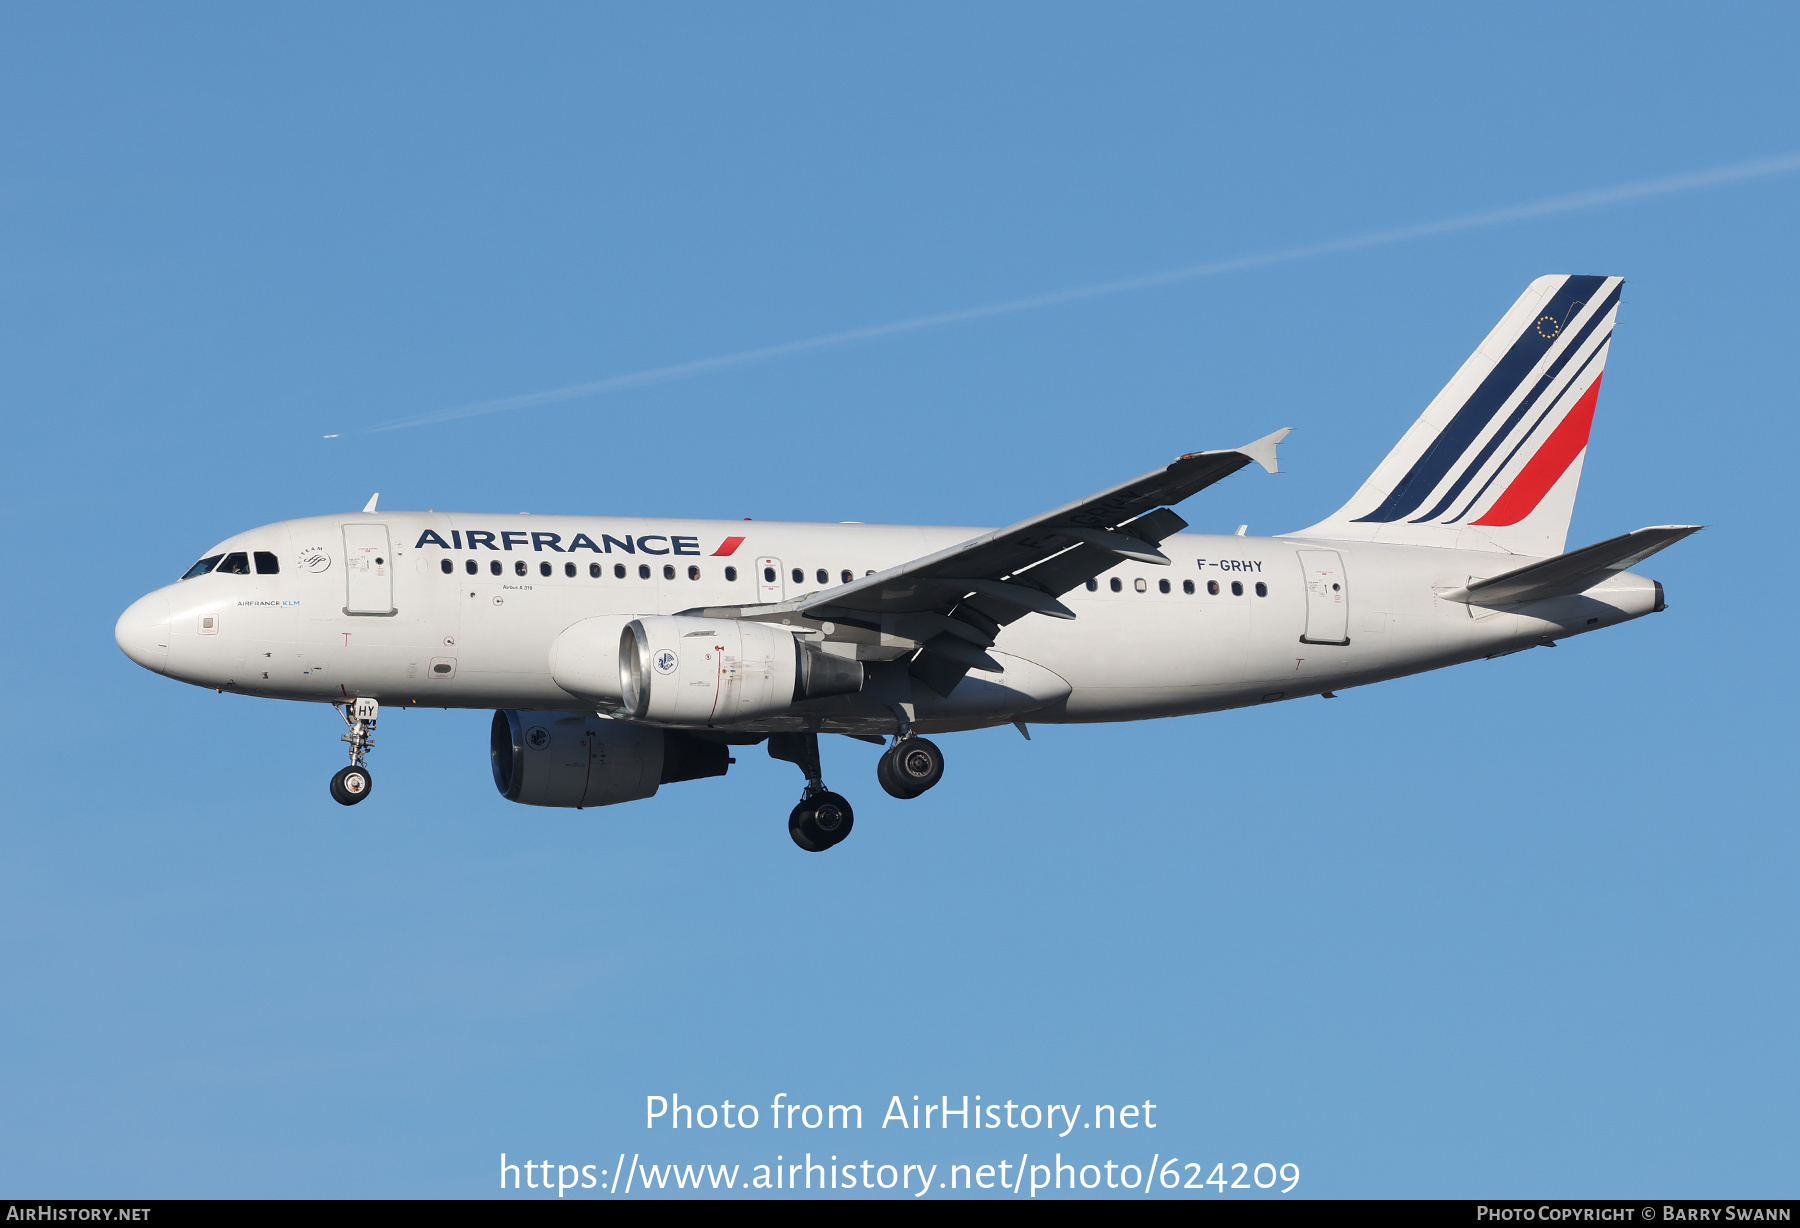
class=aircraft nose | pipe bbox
[115,592,170,674]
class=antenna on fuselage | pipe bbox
[362,493,380,513]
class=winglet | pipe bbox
[1237,427,1291,474]
[362,493,380,513]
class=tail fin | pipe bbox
[1292,274,1624,556]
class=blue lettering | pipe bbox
[451,530,462,550]
[466,530,499,551]
[602,534,635,555]
[501,531,530,551]
[637,535,670,555]
[413,530,451,549]
[567,533,602,553]
[530,532,564,553]
[671,536,700,556]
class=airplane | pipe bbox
[115,274,1698,851]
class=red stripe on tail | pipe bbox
[1471,375,1601,528]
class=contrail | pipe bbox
[369,151,1800,433]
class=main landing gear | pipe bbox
[768,732,854,852]
[330,698,378,806]
[767,730,951,852]
[877,736,945,800]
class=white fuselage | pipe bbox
[115,512,1662,735]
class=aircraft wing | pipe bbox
[1439,524,1703,606]
[691,427,1289,695]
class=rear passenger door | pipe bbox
[1297,549,1349,645]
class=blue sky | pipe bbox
[2,3,1795,1199]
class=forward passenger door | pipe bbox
[343,524,395,615]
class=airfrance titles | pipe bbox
[414,529,714,556]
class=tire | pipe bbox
[788,791,854,851]
[880,737,944,798]
[877,751,921,799]
[330,765,373,806]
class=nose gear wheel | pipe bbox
[330,764,373,806]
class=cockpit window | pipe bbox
[181,554,223,580]
[217,552,252,575]
[254,551,279,574]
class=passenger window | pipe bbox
[490,560,503,576]
[763,567,776,583]
[1231,580,1243,596]
[816,569,827,584]
[218,552,251,575]
[515,560,528,576]
[1183,580,1194,594]
[840,569,853,584]
[1085,578,1098,591]
[589,562,602,578]
[1158,579,1170,594]
[663,564,676,580]
[615,564,627,579]
[688,565,700,581]
[1207,580,1219,595]
[1109,577,1122,592]
[465,559,477,575]
[638,564,651,579]
[1134,578,1147,593]
[791,568,804,584]
[1255,581,1268,597]
[254,551,279,574]
[440,558,453,574]
[725,566,738,582]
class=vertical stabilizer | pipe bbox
[1291,274,1623,556]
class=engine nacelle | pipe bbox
[549,614,635,706]
[490,709,729,808]
[618,615,863,726]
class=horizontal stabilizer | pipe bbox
[1439,525,1702,606]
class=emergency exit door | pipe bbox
[756,557,784,603]
[1297,548,1349,645]
[343,523,396,615]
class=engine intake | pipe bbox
[490,709,730,808]
[616,615,862,726]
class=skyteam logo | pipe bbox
[654,650,679,675]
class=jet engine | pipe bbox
[490,709,730,808]
[611,615,863,726]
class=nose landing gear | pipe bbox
[877,736,944,799]
[330,699,378,806]
[768,732,854,851]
